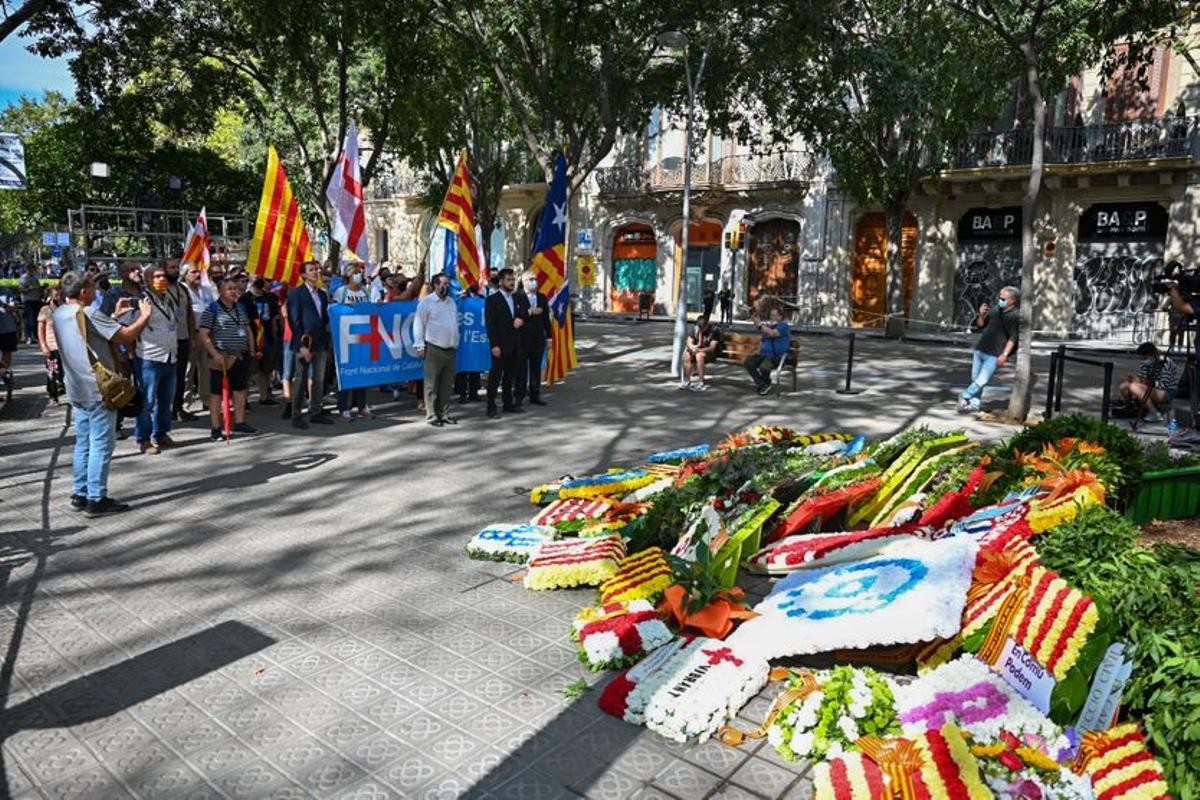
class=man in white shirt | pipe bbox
[412,272,460,427]
[182,264,215,405]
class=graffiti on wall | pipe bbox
[1072,244,1165,340]
[954,245,1023,329]
[954,208,1023,330]
[1072,203,1168,341]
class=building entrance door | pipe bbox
[851,212,917,328]
[747,218,800,312]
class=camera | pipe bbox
[1151,261,1200,294]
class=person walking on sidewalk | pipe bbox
[958,286,1020,414]
[52,271,153,516]
[19,263,44,344]
[412,272,459,427]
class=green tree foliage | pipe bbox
[708,0,1009,337]
[0,91,256,256]
[30,0,441,251]
[938,0,1186,420]
[432,0,690,192]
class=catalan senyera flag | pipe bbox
[530,154,577,385]
[247,145,314,287]
[181,207,211,270]
[435,150,483,291]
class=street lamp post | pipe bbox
[658,31,708,379]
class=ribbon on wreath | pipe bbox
[657,584,758,640]
[717,667,819,747]
[969,730,1061,774]
[854,736,924,800]
[978,573,1030,666]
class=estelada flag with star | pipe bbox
[246,145,314,287]
[530,154,577,384]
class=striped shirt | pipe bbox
[1136,357,1180,395]
[199,300,250,354]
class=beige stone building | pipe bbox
[365,41,1200,344]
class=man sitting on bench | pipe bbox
[681,313,722,392]
[746,302,790,395]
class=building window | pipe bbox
[377,229,389,263]
[490,220,506,269]
[646,107,662,166]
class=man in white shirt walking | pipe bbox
[412,273,459,427]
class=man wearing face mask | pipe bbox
[133,264,181,453]
[333,266,372,420]
[958,285,1020,414]
[484,268,530,418]
[412,272,459,426]
[515,272,552,407]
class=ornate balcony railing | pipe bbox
[596,150,814,194]
[951,116,1200,170]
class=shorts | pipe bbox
[209,354,250,394]
[281,340,295,381]
[0,331,16,353]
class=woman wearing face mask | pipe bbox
[332,266,373,420]
[37,283,66,403]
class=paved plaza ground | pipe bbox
[0,321,1118,799]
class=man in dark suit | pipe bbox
[285,260,334,428]
[515,272,553,407]
[484,268,529,418]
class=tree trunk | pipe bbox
[1007,43,1045,422]
[883,200,908,339]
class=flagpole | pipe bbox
[420,149,468,286]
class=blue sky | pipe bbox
[0,34,75,111]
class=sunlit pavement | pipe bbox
[0,321,1117,799]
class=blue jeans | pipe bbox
[134,357,177,443]
[960,350,999,408]
[72,401,117,501]
[338,388,367,413]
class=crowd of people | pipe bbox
[1,257,564,517]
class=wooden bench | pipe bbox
[716,331,801,394]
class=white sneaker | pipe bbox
[690,382,708,392]
[358,407,373,419]
[340,410,356,422]
[1142,411,1164,423]
[678,380,691,390]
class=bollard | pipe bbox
[1101,362,1113,425]
[1044,351,1058,421]
[1054,344,1067,413]
[835,332,862,395]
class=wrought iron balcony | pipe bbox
[950,116,1200,170]
[596,150,814,194]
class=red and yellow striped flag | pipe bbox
[247,145,314,287]
[436,150,482,291]
[181,207,211,269]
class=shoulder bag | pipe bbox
[75,306,137,410]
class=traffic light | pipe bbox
[727,222,748,251]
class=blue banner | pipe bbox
[329,297,491,389]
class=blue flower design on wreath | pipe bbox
[772,558,928,620]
